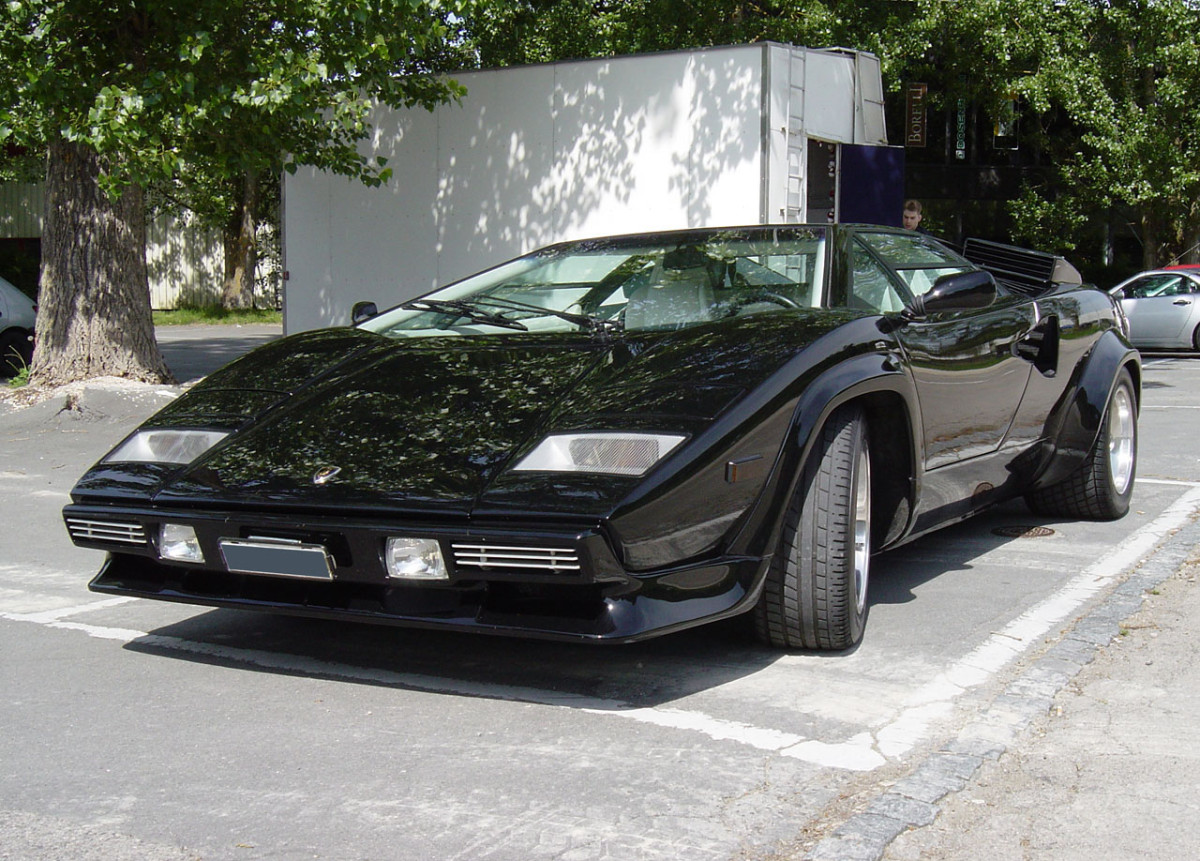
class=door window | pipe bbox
[858,232,973,298]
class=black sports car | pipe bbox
[64,225,1140,650]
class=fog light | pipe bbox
[160,523,204,563]
[385,537,447,580]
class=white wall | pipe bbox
[284,45,769,332]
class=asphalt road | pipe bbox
[155,323,282,383]
[1,342,1198,860]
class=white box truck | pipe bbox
[282,43,897,332]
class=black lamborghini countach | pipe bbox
[64,225,1140,651]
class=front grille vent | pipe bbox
[452,543,581,573]
[66,517,147,547]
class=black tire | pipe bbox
[1026,368,1137,520]
[1192,323,1200,352]
[0,329,32,378]
[754,405,871,650]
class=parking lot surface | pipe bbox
[1,340,1198,859]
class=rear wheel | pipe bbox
[754,405,871,650]
[1026,368,1137,520]
[1192,323,1200,352]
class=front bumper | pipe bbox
[66,503,767,643]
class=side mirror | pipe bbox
[906,270,997,319]
[351,301,378,325]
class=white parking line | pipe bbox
[0,601,885,771]
[2,486,1197,774]
[872,484,1200,758]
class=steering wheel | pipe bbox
[723,291,802,315]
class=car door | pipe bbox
[848,230,1038,470]
[1114,273,1196,346]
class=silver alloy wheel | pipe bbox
[852,445,871,615]
[1108,383,1136,495]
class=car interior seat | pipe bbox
[623,248,718,330]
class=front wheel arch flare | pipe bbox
[784,361,922,552]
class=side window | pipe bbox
[858,231,972,298]
[1121,277,1157,299]
[1133,274,1181,298]
[849,242,906,312]
[1161,276,1187,297]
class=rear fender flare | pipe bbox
[1034,330,1140,490]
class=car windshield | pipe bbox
[361,227,827,337]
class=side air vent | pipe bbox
[66,517,147,547]
[452,543,581,573]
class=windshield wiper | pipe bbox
[400,298,528,331]
[469,296,619,337]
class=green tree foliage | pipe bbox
[1010,0,1200,267]
[460,0,1200,270]
[463,1,916,72]
[0,0,466,385]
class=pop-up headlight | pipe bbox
[513,432,686,476]
[104,429,229,465]
[385,537,448,580]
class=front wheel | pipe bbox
[754,405,871,650]
[1026,368,1137,520]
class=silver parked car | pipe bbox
[1109,267,1200,351]
[0,275,36,377]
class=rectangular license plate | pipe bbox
[219,539,334,580]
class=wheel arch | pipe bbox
[784,357,921,552]
[859,390,917,548]
[1033,330,1140,491]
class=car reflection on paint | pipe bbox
[64,225,1139,651]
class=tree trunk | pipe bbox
[31,139,172,387]
[1142,211,1158,270]
[221,171,258,309]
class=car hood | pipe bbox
[82,312,862,517]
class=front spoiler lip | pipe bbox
[87,551,768,644]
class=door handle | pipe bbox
[1173,299,1192,305]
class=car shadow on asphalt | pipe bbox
[867,499,1046,608]
[125,605,776,710]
